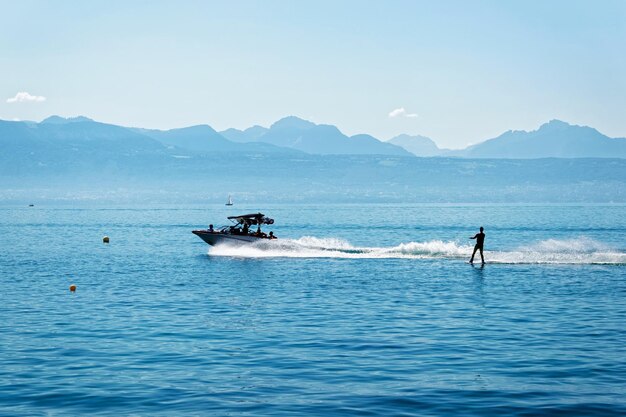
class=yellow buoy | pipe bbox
[69,284,77,292]
[103,236,110,243]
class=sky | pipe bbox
[1,0,625,149]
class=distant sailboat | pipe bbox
[226,195,234,206]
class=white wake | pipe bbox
[208,236,626,265]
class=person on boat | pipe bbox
[268,231,276,239]
[208,224,214,233]
[242,223,249,235]
[469,227,485,264]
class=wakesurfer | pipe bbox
[469,226,485,264]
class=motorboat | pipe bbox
[192,212,277,246]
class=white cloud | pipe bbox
[6,91,46,103]
[388,107,418,118]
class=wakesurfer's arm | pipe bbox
[469,234,478,240]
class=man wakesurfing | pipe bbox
[469,226,485,264]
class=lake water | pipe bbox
[1,203,625,416]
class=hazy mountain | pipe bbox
[140,125,300,154]
[255,116,317,148]
[41,115,94,124]
[453,120,626,158]
[349,134,413,156]
[0,117,169,183]
[138,125,236,153]
[270,116,316,132]
[0,116,300,173]
[255,116,411,156]
[388,134,442,156]
[0,117,164,153]
[220,125,269,143]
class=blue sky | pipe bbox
[1,0,624,148]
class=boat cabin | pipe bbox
[224,213,275,237]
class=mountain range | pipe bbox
[389,120,626,158]
[3,115,624,159]
[1,115,625,203]
[388,134,442,157]
[220,116,411,156]
[453,120,626,158]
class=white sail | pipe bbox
[226,195,233,205]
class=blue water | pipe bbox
[1,204,625,416]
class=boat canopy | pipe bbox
[227,213,274,225]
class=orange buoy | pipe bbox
[103,236,110,243]
[69,284,77,292]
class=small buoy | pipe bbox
[69,284,77,292]
[103,236,110,243]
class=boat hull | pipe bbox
[192,230,267,246]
